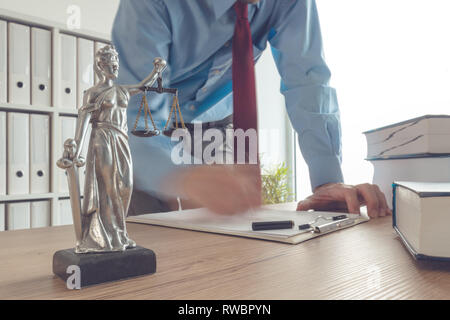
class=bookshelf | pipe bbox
[0,10,110,230]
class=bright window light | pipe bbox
[296,0,450,200]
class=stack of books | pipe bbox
[363,115,450,207]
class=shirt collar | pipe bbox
[212,0,261,19]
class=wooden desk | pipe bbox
[0,203,449,299]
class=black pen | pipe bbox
[252,220,294,231]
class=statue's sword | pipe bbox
[57,140,83,247]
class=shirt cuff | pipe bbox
[307,155,344,191]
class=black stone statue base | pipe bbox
[53,246,156,288]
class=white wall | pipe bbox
[0,0,120,38]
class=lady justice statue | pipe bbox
[57,45,167,253]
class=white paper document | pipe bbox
[127,207,369,244]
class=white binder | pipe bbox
[54,199,73,226]
[0,112,6,195]
[0,203,4,231]
[31,200,50,228]
[94,41,107,84]
[6,202,30,230]
[30,114,50,194]
[8,23,31,105]
[31,27,52,107]
[0,20,7,103]
[79,124,91,194]
[77,38,94,109]
[59,116,77,193]
[7,112,30,195]
[60,34,77,109]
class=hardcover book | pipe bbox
[393,181,450,260]
[364,115,450,160]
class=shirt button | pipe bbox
[213,69,221,75]
[224,41,230,47]
[202,87,207,92]
[189,105,196,111]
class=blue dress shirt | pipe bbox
[112,0,344,199]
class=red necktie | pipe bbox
[232,1,262,196]
[232,1,258,164]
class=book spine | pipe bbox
[392,183,398,228]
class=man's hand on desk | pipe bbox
[169,165,262,215]
[296,182,392,218]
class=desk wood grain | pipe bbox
[0,203,449,299]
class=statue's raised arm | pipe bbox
[123,57,167,96]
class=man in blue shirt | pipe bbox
[112,0,391,218]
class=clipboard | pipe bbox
[127,207,369,244]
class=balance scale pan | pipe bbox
[131,130,160,138]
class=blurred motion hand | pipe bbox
[296,182,392,218]
[169,164,261,215]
